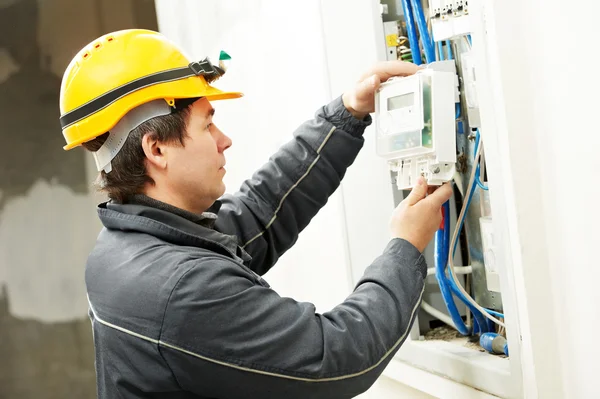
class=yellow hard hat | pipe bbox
[59,29,243,150]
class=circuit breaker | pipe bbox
[375,67,456,189]
[429,0,472,40]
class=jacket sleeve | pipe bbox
[159,238,426,399]
[214,95,370,275]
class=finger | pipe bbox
[424,183,453,208]
[358,61,420,83]
[355,74,381,101]
[405,177,428,206]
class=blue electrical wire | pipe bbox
[445,192,490,333]
[408,1,471,335]
[431,31,489,334]
[432,42,473,335]
[400,0,422,65]
[419,18,492,334]
[473,319,480,335]
[475,170,488,190]
[434,201,470,335]
[409,0,435,63]
[485,308,505,319]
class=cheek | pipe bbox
[168,137,219,180]
[182,145,214,175]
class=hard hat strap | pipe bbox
[60,58,224,130]
[92,99,171,173]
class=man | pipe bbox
[59,29,452,398]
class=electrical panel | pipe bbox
[373,1,517,396]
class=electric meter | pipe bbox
[375,68,456,190]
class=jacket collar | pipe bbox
[97,199,252,264]
[127,194,220,228]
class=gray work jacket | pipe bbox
[86,96,427,399]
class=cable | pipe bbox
[432,35,480,335]
[421,30,493,331]
[434,202,470,335]
[400,0,422,65]
[476,164,488,191]
[485,308,505,319]
[448,143,506,327]
[443,200,490,333]
[421,300,457,330]
[410,0,435,63]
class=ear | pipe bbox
[141,132,167,171]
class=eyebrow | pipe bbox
[207,108,215,118]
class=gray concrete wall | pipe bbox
[0,0,158,397]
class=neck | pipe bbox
[143,185,211,215]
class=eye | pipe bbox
[206,122,213,130]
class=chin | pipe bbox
[217,183,227,198]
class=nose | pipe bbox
[216,127,232,153]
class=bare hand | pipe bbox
[342,61,421,119]
[390,177,453,252]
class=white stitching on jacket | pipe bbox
[86,284,425,383]
[241,125,337,249]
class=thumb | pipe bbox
[424,182,454,208]
[405,176,427,205]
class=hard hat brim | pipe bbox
[62,78,243,150]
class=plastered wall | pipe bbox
[0,0,157,397]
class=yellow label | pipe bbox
[386,33,398,47]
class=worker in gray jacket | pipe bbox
[58,29,452,399]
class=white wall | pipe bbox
[482,0,600,398]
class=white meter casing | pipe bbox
[375,68,456,190]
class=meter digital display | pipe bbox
[387,92,415,110]
[375,73,432,155]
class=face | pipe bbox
[162,98,232,212]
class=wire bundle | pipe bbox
[400,0,507,342]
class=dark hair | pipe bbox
[82,107,191,203]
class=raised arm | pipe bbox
[215,95,368,274]
[215,61,421,275]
